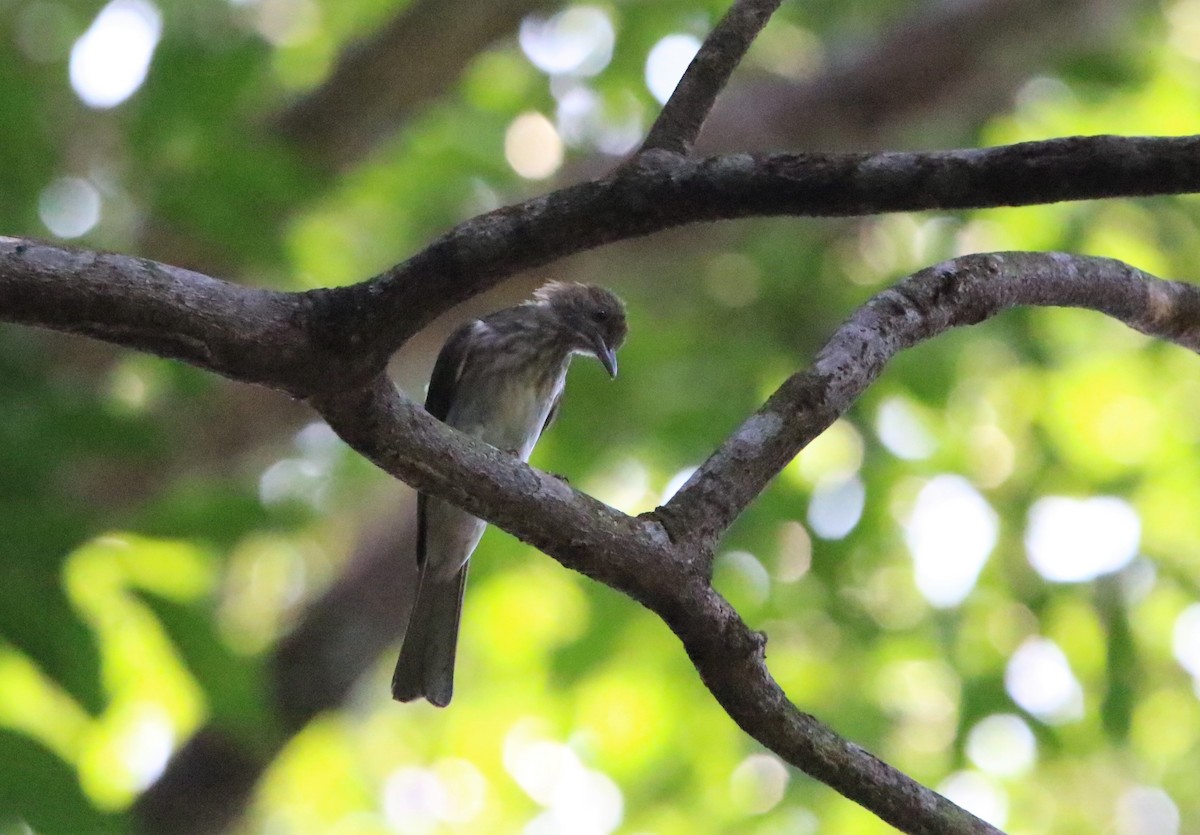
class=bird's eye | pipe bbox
[591,308,608,322]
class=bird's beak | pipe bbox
[592,337,618,378]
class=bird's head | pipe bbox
[534,282,627,377]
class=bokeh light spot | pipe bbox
[1171,603,1200,680]
[876,396,936,460]
[1116,786,1180,835]
[645,34,701,104]
[875,659,960,754]
[968,424,1016,488]
[807,476,864,540]
[729,753,789,814]
[39,177,101,239]
[1005,637,1084,723]
[248,0,320,47]
[505,112,564,180]
[69,0,162,108]
[258,422,343,510]
[714,550,771,607]
[965,714,1037,777]
[503,722,623,834]
[382,760,487,830]
[794,420,864,484]
[905,475,998,607]
[775,521,812,582]
[703,252,762,308]
[520,6,615,76]
[938,771,1008,830]
[119,704,174,790]
[584,457,652,514]
[661,466,698,503]
[1025,496,1140,582]
[383,767,445,834]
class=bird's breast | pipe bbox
[449,365,566,461]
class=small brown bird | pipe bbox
[393,282,628,706]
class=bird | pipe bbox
[392,282,628,706]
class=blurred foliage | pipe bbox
[3,0,1200,833]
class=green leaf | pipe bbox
[0,731,124,834]
[0,565,104,716]
[134,591,276,748]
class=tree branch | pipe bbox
[6,136,1200,401]
[349,134,1200,359]
[307,374,1000,835]
[0,237,316,390]
[265,0,1141,169]
[308,251,1200,833]
[664,581,1004,835]
[9,164,1200,835]
[7,136,1200,399]
[641,0,784,155]
[310,377,674,600]
[661,252,1200,547]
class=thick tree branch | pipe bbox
[341,135,1200,361]
[308,374,999,835]
[9,207,1199,833]
[309,251,1200,833]
[662,252,1200,547]
[664,582,1003,835]
[127,0,1126,296]
[6,136,1200,399]
[641,0,784,155]
[268,0,1126,170]
[6,136,1200,401]
[0,237,318,390]
[310,376,678,602]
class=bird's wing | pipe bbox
[541,390,563,436]
[417,320,479,570]
[424,320,478,420]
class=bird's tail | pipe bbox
[392,565,468,707]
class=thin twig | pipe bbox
[641,0,785,155]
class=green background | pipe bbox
[2,0,1200,832]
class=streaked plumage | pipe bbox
[393,282,627,706]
